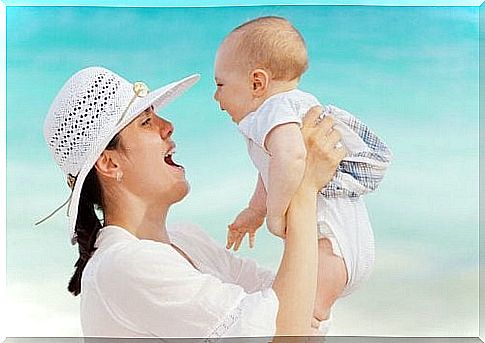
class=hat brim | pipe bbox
[67,74,200,245]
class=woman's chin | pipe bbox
[171,180,190,204]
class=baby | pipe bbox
[214,16,392,333]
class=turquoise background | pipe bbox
[3,0,484,6]
[6,4,479,336]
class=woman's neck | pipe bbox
[103,193,171,244]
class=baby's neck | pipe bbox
[265,78,299,99]
[239,79,300,124]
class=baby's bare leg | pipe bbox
[313,237,348,321]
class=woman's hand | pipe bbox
[300,106,347,192]
[272,106,346,337]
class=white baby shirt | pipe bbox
[237,89,392,297]
[237,89,392,197]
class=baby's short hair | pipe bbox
[227,16,308,81]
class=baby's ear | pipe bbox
[251,68,269,97]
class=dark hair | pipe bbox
[68,134,121,296]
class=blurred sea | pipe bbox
[6,5,478,336]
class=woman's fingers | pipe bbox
[317,115,334,134]
[335,144,348,161]
[322,127,342,148]
[300,104,348,191]
[315,115,345,157]
[302,105,323,127]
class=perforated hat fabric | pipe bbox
[44,67,200,244]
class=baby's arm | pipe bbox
[227,174,267,250]
[248,173,267,216]
[265,123,306,238]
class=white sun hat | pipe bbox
[40,66,200,244]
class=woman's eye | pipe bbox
[216,83,223,87]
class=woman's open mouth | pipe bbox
[164,150,184,171]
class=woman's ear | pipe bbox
[94,150,120,180]
[250,68,269,97]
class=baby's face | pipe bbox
[214,41,256,124]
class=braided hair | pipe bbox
[68,134,121,296]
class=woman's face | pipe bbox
[116,107,189,205]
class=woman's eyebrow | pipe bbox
[144,106,154,115]
[139,109,151,120]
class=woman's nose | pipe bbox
[157,116,174,139]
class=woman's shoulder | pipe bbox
[168,222,232,272]
[168,222,224,254]
[168,222,214,241]
[92,226,190,283]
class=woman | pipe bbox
[41,67,345,338]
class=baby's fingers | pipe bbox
[226,229,235,250]
[248,230,256,248]
[233,233,245,251]
[226,225,239,250]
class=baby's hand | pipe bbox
[266,215,286,239]
[227,207,265,251]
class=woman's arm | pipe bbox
[272,106,346,336]
[272,180,318,336]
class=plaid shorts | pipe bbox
[320,105,393,198]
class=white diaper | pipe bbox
[317,195,375,297]
[318,221,343,259]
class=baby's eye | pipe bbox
[141,117,152,126]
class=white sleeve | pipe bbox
[172,223,276,293]
[95,239,278,338]
[223,288,279,337]
[238,96,301,152]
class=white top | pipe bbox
[237,89,382,298]
[238,89,369,190]
[80,223,278,338]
